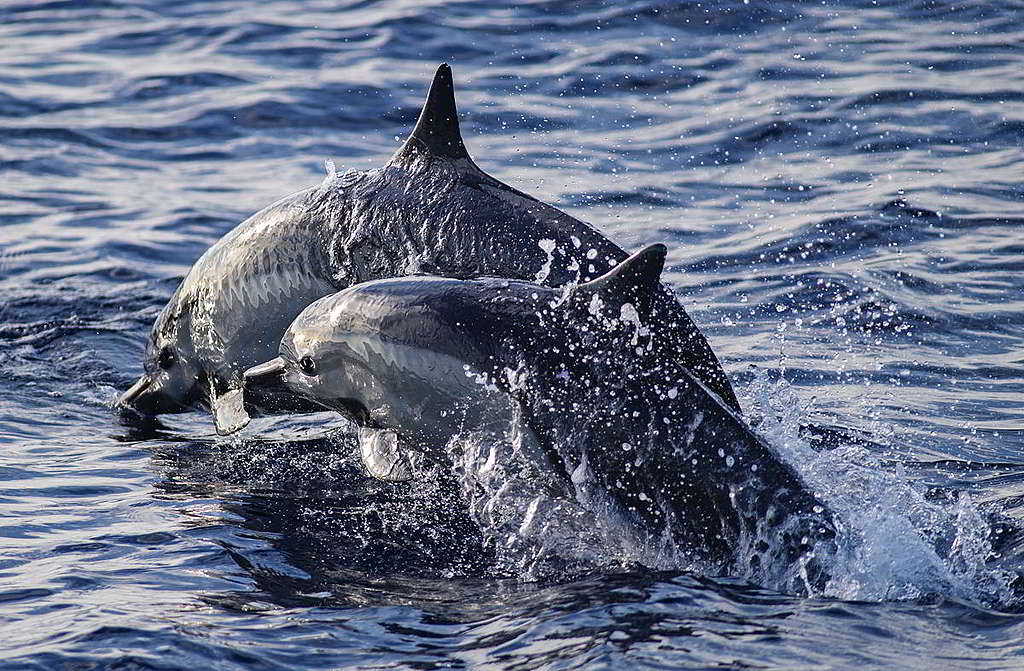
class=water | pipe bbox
[2,0,1023,668]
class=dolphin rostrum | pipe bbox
[117,64,738,434]
[243,245,838,591]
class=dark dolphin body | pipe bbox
[116,64,738,433]
[244,246,838,592]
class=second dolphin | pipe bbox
[244,244,838,591]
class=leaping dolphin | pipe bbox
[117,64,738,433]
[243,245,837,590]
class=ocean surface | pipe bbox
[2,1,1023,668]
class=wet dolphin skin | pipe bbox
[245,245,837,592]
[117,64,738,434]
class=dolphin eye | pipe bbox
[298,355,318,376]
[157,346,176,370]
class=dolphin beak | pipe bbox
[116,375,152,410]
[243,357,286,390]
[115,373,192,416]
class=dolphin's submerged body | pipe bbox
[245,246,839,591]
[117,65,737,433]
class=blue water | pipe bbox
[2,1,1024,668]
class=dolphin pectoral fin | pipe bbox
[357,426,417,482]
[213,388,250,436]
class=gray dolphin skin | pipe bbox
[244,245,838,590]
[116,64,738,434]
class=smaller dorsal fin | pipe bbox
[577,244,667,317]
[390,63,469,162]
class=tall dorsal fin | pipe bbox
[390,63,470,162]
[577,244,667,317]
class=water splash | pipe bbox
[439,404,705,582]
[434,349,1017,609]
[533,239,557,284]
[740,365,1018,607]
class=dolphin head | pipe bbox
[241,303,375,426]
[115,186,338,428]
[116,299,206,415]
[242,277,504,441]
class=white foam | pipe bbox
[740,365,1016,605]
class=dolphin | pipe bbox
[117,64,738,434]
[243,245,838,589]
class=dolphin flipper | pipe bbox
[213,388,250,436]
[357,426,417,482]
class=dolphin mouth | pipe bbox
[332,397,374,427]
[243,358,375,426]
[116,375,152,410]
[115,374,191,416]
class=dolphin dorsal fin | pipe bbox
[577,243,667,317]
[390,63,470,163]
